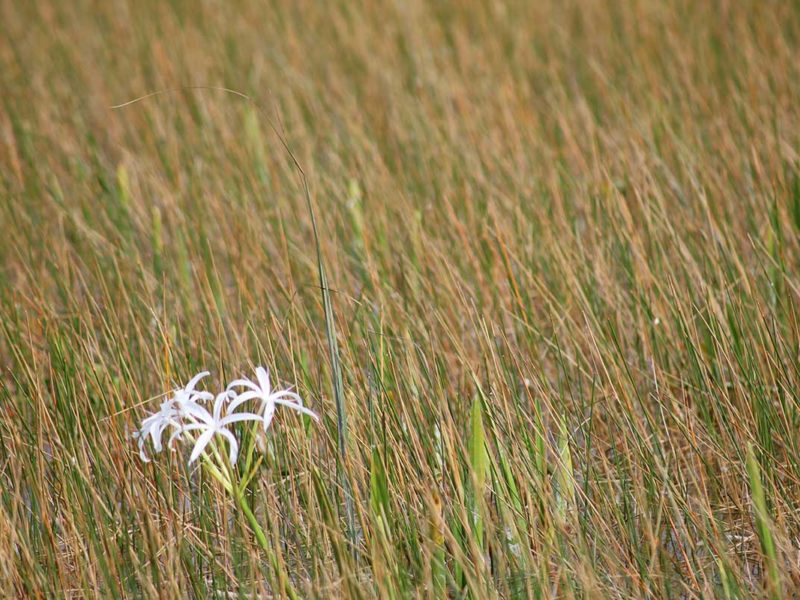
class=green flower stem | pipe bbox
[236,487,269,549]
[200,456,233,494]
[234,486,299,600]
[186,432,297,599]
[241,456,264,489]
[180,430,232,493]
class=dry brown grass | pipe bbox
[1,0,800,597]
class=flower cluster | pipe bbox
[135,367,318,465]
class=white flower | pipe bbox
[136,371,213,462]
[135,367,317,467]
[168,390,263,464]
[226,366,319,430]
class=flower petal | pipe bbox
[151,424,167,452]
[188,391,214,403]
[255,367,271,394]
[227,378,260,393]
[181,402,214,424]
[168,423,207,449]
[150,419,173,452]
[213,392,230,421]
[167,428,185,449]
[226,390,261,414]
[184,371,210,394]
[189,429,215,464]
[216,428,240,464]
[262,401,276,431]
[138,436,152,462]
[270,389,304,406]
[274,399,319,421]
[219,412,265,427]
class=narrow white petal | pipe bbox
[213,392,229,421]
[178,423,209,433]
[150,421,168,451]
[227,378,260,393]
[274,399,319,421]
[147,427,160,448]
[138,420,155,440]
[138,413,181,457]
[255,367,271,394]
[152,423,169,452]
[182,402,214,424]
[270,390,304,406]
[168,423,207,448]
[142,408,171,429]
[189,430,215,464]
[138,435,152,462]
[140,413,162,428]
[226,391,261,413]
[219,412,265,427]
[262,402,276,431]
[189,391,214,403]
[216,428,240,464]
[168,428,185,448]
[184,371,211,394]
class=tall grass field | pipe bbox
[2,1,800,597]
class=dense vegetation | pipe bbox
[2,1,800,597]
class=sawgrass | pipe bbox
[1,0,800,597]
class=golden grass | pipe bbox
[1,0,800,597]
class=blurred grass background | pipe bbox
[1,0,800,597]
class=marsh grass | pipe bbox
[1,0,800,597]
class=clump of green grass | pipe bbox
[1,0,800,597]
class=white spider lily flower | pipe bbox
[135,368,317,467]
[169,390,264,464]
[136,400,179,462]
[226,366,319,430]
[136,371,213,462]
